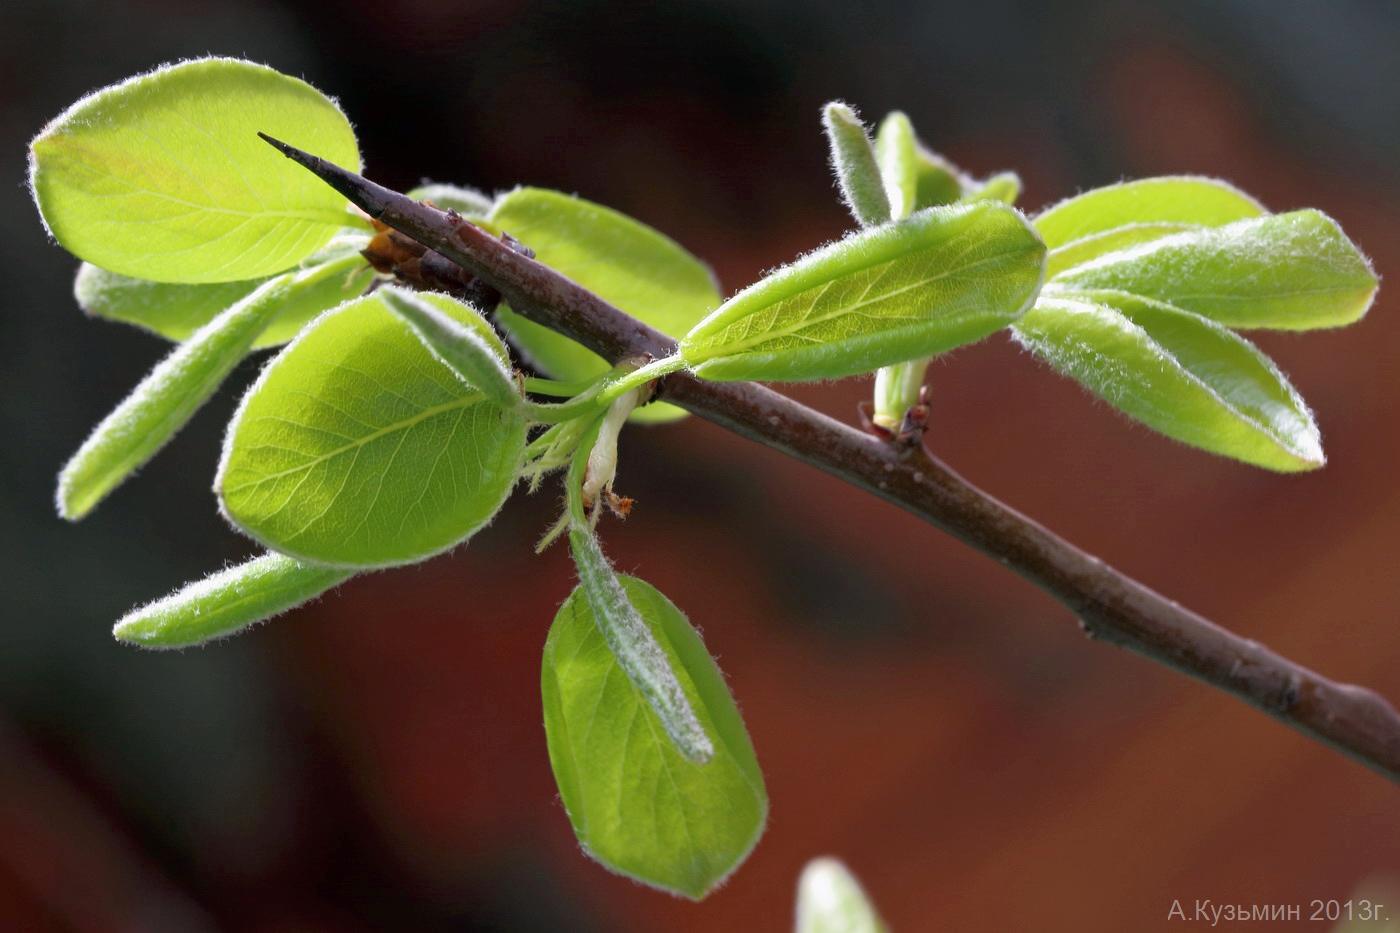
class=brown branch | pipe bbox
[262,134,1400,784]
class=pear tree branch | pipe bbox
[261,134,1400,785]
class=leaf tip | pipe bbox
[1290,444,1327,473]
[796,857,887,932]
[55,460,94,522]
[111,594,182,649]
[820,99,859,124]
[111,615,162,649]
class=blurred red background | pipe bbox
[4,2,1400,930]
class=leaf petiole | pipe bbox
[523,375,602,398]
[593,353,686,407]
[523,373,613,424]
[871,356,930,433]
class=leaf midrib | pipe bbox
[1029,295,1314,461]
[43,139,347,224]
[699,241,1029,357]
[224,393,488,493]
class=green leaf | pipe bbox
[75,245,374,349]
[114,552,353,648]
[29,57,362,283]
[489,187,720,424]
[1047,210,1378,330]
[217,292,527,568]
[873,111,965,213]
[407,182,495,218]
[823,102,891,227]
[542,572,767,900]
[58,273,295,519]
[796,858,889,933]
[680,200,1046,382]
[960,170,1022,206]
[871,109,1016,213]
[76,268,258,343]
[378,286,523,413]
[569,528,712,763]
[1034,176,1265,248]
[1045,222,1197,278]
[1013,293,1323,471]
[872,111,921,221]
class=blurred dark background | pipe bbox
[4,1,1400,930]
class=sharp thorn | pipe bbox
[257,131,389,218]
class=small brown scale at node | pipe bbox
[362,218,423,274]
[361,213,535,311]
[363,216,477,295]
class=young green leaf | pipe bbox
[114,552,353,648]
[29,57,362,283]
[76,268,260,343]
[871,111,923,221]
[680,200,1046,382]
[489,187,720,423]
[569,528,712,763]
[542,572,767,900]
[407,182,495,218]
[1034,176,1265,248]
[1013,293,1323,471]
[875,111,998,212]
[960,170,1022,206]
[75,247,374,349]
[1047,210,1378,330]
[378,286,523,414]
[866,112,1001,434]
[58,273,295,519]
[217,292,527,568]
[823,102,891,227]
[1045,222,1198,278]
[796,858,889,933]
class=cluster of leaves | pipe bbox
[821,103,1376,466]
[28,59,1375,899]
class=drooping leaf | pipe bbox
[217,292,527,568]
[75,245,374,349]
[58,273,295,519]
[1013,293,1323,471]
[680,200,1046,382]
[796,858,889,933]
[1047,210,1378,330]
[29,57,363,283]
[569,528,712,763]
[541,573,767,900]
[407,182,496,218]
[114,552,353,648]
[489,187,720,423]
[1034,176,1265,248]
[823,102,890,227]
